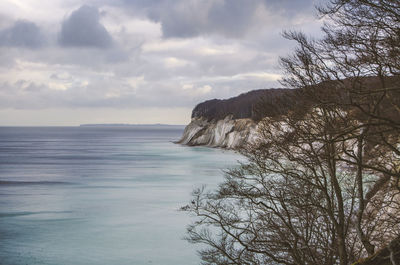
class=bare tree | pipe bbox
[184,1,400,264]
[280,0,400,257]
[184,104,397,264]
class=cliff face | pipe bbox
[180,76,400,149]
[178,116,258,149]
[178,88,298,149]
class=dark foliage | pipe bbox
[191,88,299,121]
[353,236,400,265]
[191,75,400,124]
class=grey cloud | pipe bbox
[0,14,12,28]
[0,20,45,48]
[50,72,72,81]
[150,0,260,38]
[120,0,317,38]
[263,0,316,13]
[59,5,113,48]
[0,0,321,112]
[207,0,259,38]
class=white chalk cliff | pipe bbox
[178,88,299,149]
[178,116,258,149]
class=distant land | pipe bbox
[80,123,185,127]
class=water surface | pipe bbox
[0,126,241,265]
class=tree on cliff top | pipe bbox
[183,1,400,264]
[280,0,400,261]
[185,106,400,264]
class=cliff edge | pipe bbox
[178,88,299,149]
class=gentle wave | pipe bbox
[0,211,73,218]
[0,180,74,186]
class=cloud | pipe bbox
[59,5,113,48]
[206,0,260,38]
[0,0,325,125]
[121,0,317,38]
[0,20,45,48]
[146,0,260,38]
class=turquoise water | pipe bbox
[0,126,241,265]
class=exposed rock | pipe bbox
[179,88,303,149]
[178,116,257,149]
[181,76,400,149]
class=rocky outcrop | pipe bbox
[180,76,400,149]
[178,116,258,149]
[178,88,301,149]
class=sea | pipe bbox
[0,126,242,265]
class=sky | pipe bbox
[0,0,325,126]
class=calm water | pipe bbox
[0,126,241,265]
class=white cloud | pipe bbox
[126,75,146,89]
[197,46,237,56]
[142,39,191,53]
[164,57,190,68]
[198,85,212,94]
[0,0,324,125]
[182,84,194,90]
[232,72,282,81]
